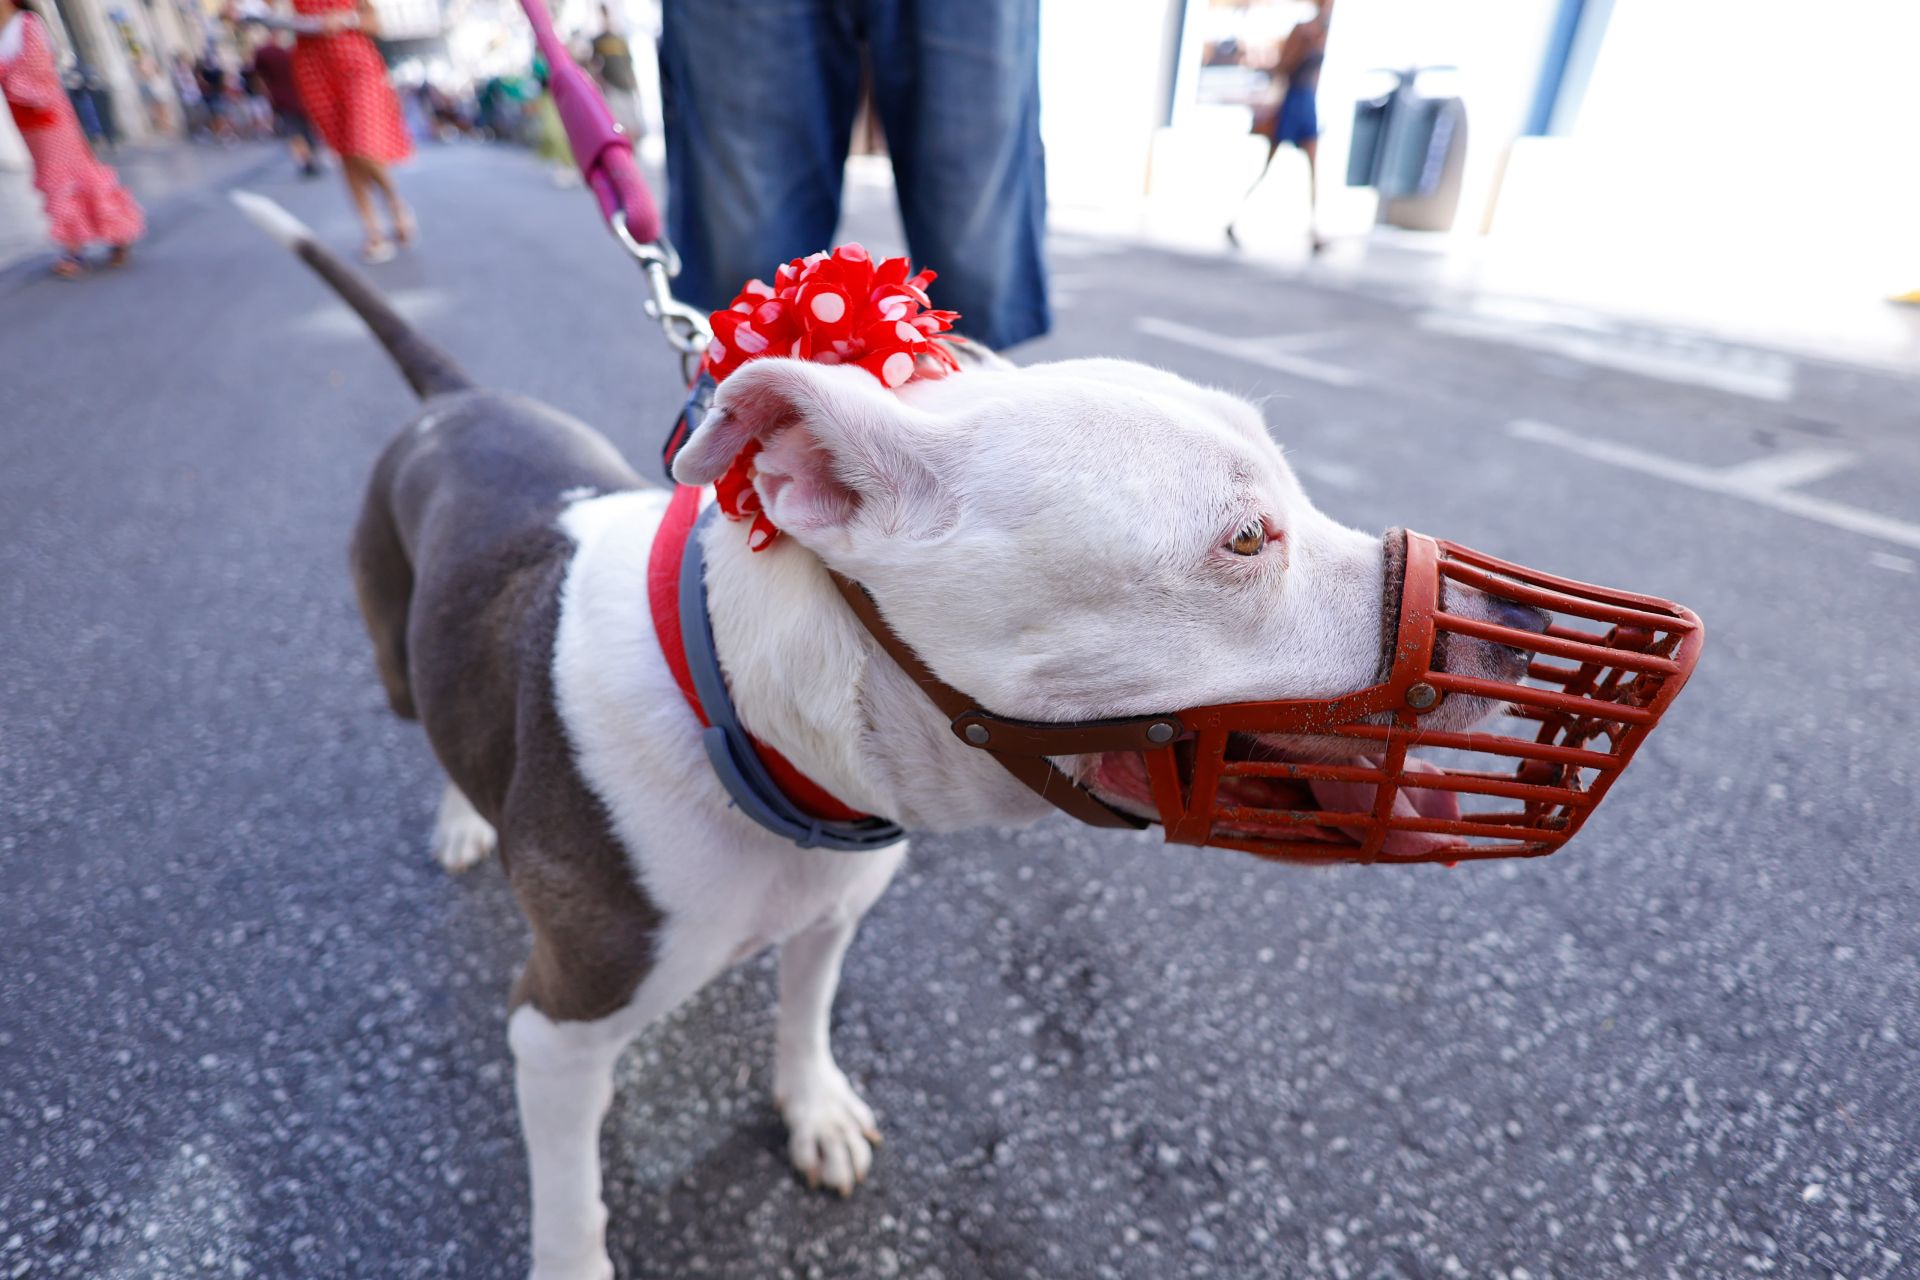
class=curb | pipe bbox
[0,145,284,298]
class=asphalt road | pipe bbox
[3,144,1917,1280]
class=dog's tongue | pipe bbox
[1308,758,1462,857]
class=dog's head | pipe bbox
[673,357,1544,842]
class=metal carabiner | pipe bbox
[610,214,712,382]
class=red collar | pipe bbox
[647,483,873,825]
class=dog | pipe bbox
[235,192,1537,1280]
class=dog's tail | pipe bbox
[230,190,473,400]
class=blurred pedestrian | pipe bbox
[528,56,576,187]
[248,32,321,176]
[171,52,208,136]
[418,81,471,140]
[63,58,107,144]
[232,0,414,263]
[0,0,145,278]
[659,0,1049,349]
[1228,0,1333,254]
[135,53,171,134]
[196,50,235,141]
[588,4,640,137]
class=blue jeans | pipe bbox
[659,0,1050,350]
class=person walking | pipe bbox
[233,0,414,262]
[658,0,1050,350]
[527,56,576,187]
[1228,0,1333,254]
[195,50,235,142]
[588,4,640,138]
[0,0,144,279]
[248,32,321,177]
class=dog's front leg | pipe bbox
[775,913,882,1195]
[509,1005,626,1280]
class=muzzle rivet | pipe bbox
[1405,682,1440,711]
[964,724,991,746]
[1146,722,1176,745]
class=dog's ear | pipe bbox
[672,359,950,541]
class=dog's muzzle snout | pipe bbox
[1437,582,1553,679]
[1379,529,1549,684]
[1490,597,1552,635]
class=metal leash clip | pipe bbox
[610,219,711,381]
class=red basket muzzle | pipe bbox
[1141,530,1704,864]
[832,529,1702,866]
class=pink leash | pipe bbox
[515,0,710,374]
[518,0,658,244]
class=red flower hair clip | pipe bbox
[701,242,963,551]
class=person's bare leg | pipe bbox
[1227,139,1281,248]
[288,134,313,170]
[1302,137,1325,253]
[361,158,415,246]
[341,157,390,260]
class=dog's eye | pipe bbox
[1228,523,1267,556]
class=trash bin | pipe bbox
[1346,90,1393,187]
[1376,95,1455,198]
[1346,68,1468,231]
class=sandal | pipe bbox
[360,237,396,265]
[51,255,85,279]
[107,245,131,268]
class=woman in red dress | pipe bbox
[0,0,145,278]
[238,0,414,261]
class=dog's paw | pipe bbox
[779,1065,880,1196]
[431,783,497,873]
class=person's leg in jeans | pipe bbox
[659,0,863,311]
[865,0,1050,349]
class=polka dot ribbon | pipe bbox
[702,242,963,552]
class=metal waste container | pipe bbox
[1347,68,1467,231]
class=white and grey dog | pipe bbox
[237,192,1528,1280]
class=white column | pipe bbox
[56,0,156,143]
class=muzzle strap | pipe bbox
[826,572,1151,831]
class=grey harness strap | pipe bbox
[677,503,907,852]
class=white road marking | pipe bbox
[1869,552,1915,574]
[1510,419,1920,552]
[296,288,448,340]
[1717,448,1856,491]
[1423,311,1795,402]
[1292,457,1364,490]
[1135,317,1363,387]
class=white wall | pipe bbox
[1486,0,1920,316]
[1572,0,1919,278]
[1039,0,1181,207]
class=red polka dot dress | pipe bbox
[0,12,144,252]
[291,0,411,164]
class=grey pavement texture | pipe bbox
[3,144,1918,1280]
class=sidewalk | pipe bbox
[0,139,281,275]
[1046,153,1920,378]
